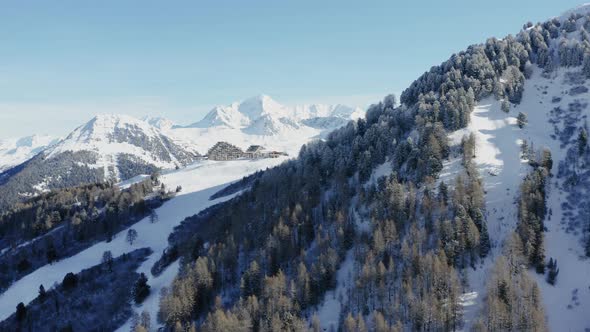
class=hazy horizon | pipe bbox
[0,0,584,138]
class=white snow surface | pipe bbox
[452,66,590,331]
[178,95,364,155]
[446,96,529,329]
[0,135,59,171]
[521,68,590,332]
[0,157,288,330]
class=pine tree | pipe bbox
[546,258,559,285]
[521,140,529,158]
[16,302,26,323]
[62,272,78,290]
[133,273,150,304]
[38,284,46,300]
[578,128,588,156]
[541,148,553,171]
[517,112,528,129]
[241,261,261,297]
[126,228,138,245]
[102,250,114,272]
[501,100,510,113]
[479,220,491,258]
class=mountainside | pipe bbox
[0,114,197,208]
[46,113,196,175]
[145,7,590,331]
[0,135,59,172]
[5,6,590,332]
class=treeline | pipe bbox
[474,233,547,331]
[473,146,552,330]
[0,173,170,293]
[516,146,552,273]
[341,139,489,330]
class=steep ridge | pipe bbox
[0,114,197,208]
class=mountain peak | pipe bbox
[80,113,157,139]
[238,94,288,121]
[142,116,175,131]
[189,94,364,133]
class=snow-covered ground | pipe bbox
[0,134,58,172]
[520,68,590,332]
[447,97,529,329]
[316,250,355,331]
[0,157,288,330]
[454,66,590,331]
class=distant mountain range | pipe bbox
[0,135,60,172]
[0,95,363,207]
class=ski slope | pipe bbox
[0,157,288,329]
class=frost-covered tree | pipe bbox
[501,100,510,113]
[517,112,528,128]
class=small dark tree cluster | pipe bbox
[133,273,150,304]
[546,257,559,285]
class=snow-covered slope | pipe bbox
[0,156,288,329]
[447,65,590,331]
[0,135,59,172]
[142,116,176,131]
[46,113,195,179]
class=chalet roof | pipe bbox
[207,141,243,155]
[246,145,265,153]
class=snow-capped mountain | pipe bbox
[0,95,362,205]
[0,114,197,208]
[46,114,196,177]
[141,116,176,131]
[0,135,59,172]
[172,94,364,155]
[190,94,363,133]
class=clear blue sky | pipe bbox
[0,0,584,138]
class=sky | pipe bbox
[0,0,585,138]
